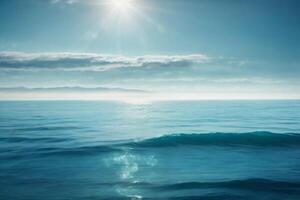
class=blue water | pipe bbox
[1,100,300,200]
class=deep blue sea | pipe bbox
[1,100,300,200]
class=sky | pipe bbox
[0,0,299,101]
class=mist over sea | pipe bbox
[1,100,300,200]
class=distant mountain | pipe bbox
[0,86,147,93]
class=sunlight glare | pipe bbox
[110,0,134,13]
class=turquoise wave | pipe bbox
[126,131,300,147]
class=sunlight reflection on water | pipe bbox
[105,148,157,199]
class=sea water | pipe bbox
[0,100,300,200]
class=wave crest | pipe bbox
[126,131,300,148]
[157,178,300,192]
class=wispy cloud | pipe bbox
[0,86,147,93]
[0,51,209,71]
[50,0,78,5]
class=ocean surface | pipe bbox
[1,100,300,200]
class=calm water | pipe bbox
[1,100,300,200]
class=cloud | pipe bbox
[0,51,209,72]
[0,86,152,102]
[0,86,147,93]
[51,0,78,5]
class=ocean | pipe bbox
[0,100,300,200]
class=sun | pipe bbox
[110,0,134,13]
[102,0,138,27]
[100,0,161,32]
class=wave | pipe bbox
[78,194,248,200]
[96,178,300,191]
[125,131,300,148]
[0,145,121,160]
[0,136,71,143]
[85,194,249,200]
[13,125,83,132]
[2,131,300,148]
[2,132,300,159]
[86,178,300,199]
[156,178,300,193]
[21,145,122,158]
